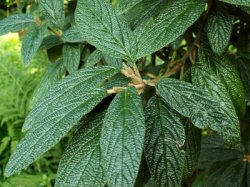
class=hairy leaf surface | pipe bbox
[0,14,35,36]
[62,25,85,43]
[192,62,240,143]
[117,0,142,14]
[156,78,240,144]
[63,43,81,74]
[75,0,137,62]
[100,87,145,187]
[135,0,205,58]
[55,112,105,187]
[206,9,232,54]
[145,96,185,187]
[198,48,246,118]
[5,66,118,176]
[21,24,46,65]
[39,0,65,28]
[183,121,201,179]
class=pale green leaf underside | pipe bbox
[75,0,137,62]
[192,64,240,144]
[21,24,46,65]
[135,0,205,59]
[63,43,81,74]
[145,96,185,187]
[55,112,105,187]
[219,0,250,6]
[5,66,118,176]
[100,87,145,187]
[207,10,232,54]
[39,0,65,28]
[156,78,240,144]
[0,14,35,36]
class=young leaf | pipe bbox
[0,14,35,36]
[55,112,106,187]
[38,0,65,29]
[61,25,85,43]
[75,0,137,63]
[144,96,185,187]
[219,0,250,7]
[85,50,103,67]
[21,24,46,65]
[182,121,201,179]
[135,0,205,59]
[192,63,240,143]
[206,9,232,54]
[100,87,145,187]
[63,43,81,74]
[5,66,118,176]
[156,78,240,144]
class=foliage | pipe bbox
[0,0,250,186]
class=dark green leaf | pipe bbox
[240,6,250,14]
[145,96,185,187]
[206,159,246,187]
[85,50,103,67]
[117,0,142,14]
[55,112,106,187]
[39,0,65,29]
[0,14,35,36]
[100,87,145,187]
[219,0,250,6]
[192,57,240,143]
[125,0,172,30]
[105,73,130,89]
[30,60,66,109]
[156,78,240,144]
[103,54,123,69]
[5,66,118,176]
[39,35,62,50]
[75,0,137,62]
[135,0,205,59]
[206,9,232,54]
[21,24,46,65]
[199,48,246,118]
[63,43,81,74]
[182,121,201,179]
[198,135,244,169]
[238,60,250,101]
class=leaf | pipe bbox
[240,5,250,14]
[144,96,185,187]
[125,0,172,30]
[63,43,81,74]
[103,54,123,69]
[238,60,250,101]
[105,73,130,89]
[55,112,106,187]
[100,87,145,187]
[39,35,62,50]
[182,121,201,179]
[85,50,103,67]
[206,9,232,54]
[75,0,137,63]
[38,0,65,29]
[199,48,246,118]
[0,14,35,36]
[61,25,85,43]
[219,0,250,6]
[156,78,240,144]
[117,0,142,14]
[135,0,205,59]
[30,60,66,109]
[205,159,246,187]
[198,135,244,169]
[21,24,46,65]
[192,59,240,143]
[5,66,118,177]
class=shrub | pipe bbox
[0,0,250,186]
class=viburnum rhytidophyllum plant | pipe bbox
[1,0,250,186]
